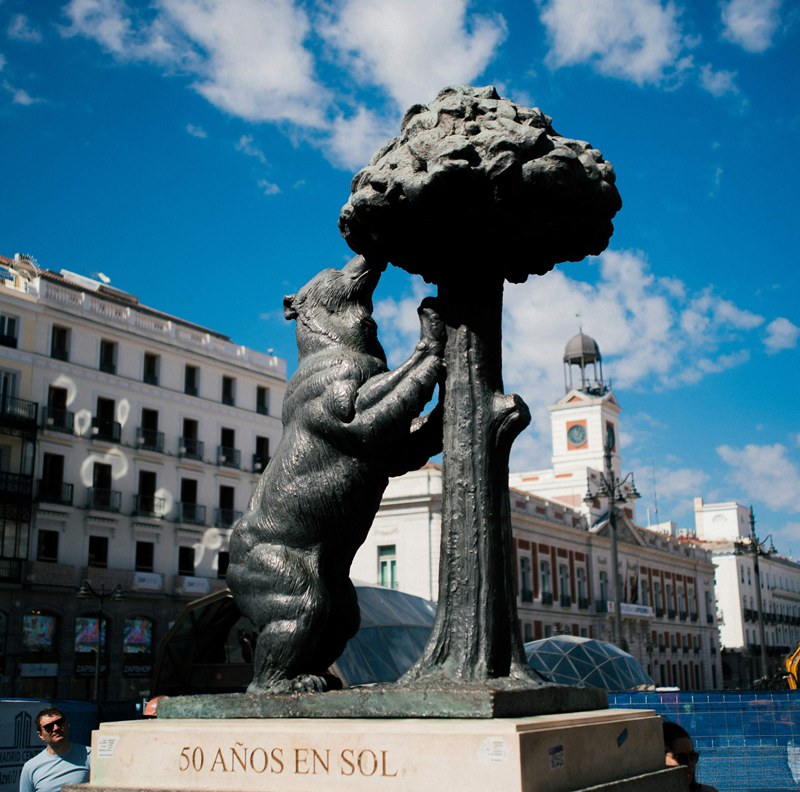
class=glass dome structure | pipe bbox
[524,635,653,691]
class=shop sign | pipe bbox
[18,662,58,677]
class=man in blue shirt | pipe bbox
[19,708,90,792]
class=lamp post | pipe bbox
[76,580,123,702]
[584,440,640,651]
[734,507,774,682]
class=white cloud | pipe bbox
[185,123,206,138]
[324,105,397,171]
[319,0,506,110]
[699,63,739,97]
[539,0,688,86]
[62,0,328,127]
[257,178,280,196]
[717,442,800,512]
[236,134,269,165]
[764,317,799,354]
[721,0,782,53]
[8,14,43,42]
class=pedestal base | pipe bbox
[75,708,687,792]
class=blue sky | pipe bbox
[1,0,798,552]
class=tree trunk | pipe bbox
[402,274,536,684]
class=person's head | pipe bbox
[35,707,71,754]
[663,721,700,784]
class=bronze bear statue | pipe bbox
[228,255,444,694]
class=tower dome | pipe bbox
[563,332,607,395]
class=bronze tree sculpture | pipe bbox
[339,86,621,685]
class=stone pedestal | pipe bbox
[75,708,687,792]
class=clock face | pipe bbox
[567,423,587,448]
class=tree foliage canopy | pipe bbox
[339,85,622,284]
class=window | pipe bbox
[40,453,67,504]
[378,545,398,589]
[45,385,71,432]
[143,352,160,385]
[558,563,570,605]
[179,478,204,524]
[540,560,552,604]
[51,325,70,360]
[218,551,230,579]
[136,471,158,516]
[184,365,199,396]
[87,535,109,568]
[577,567,587,605]
[22,612,57,652]
[641,578,650,607]
[178,546,196,576]
[75,616,107,653]
[217,485,236,528]
[93,397,120,442]
[180,418,202,459]
[254,436,270,473]
[256,386,269,415]
[599,570,608,603]
[123,617,152,655]
[135,541,155,572]
[218,427,239,468]
[138,408,162,451]
[89,462,118,511]
[99,339,117,374]
[519,556,532,602]
[0,313,18,348]
[222,376,235,406]
[36,530,59,562]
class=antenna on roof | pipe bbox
[92,272,111,284]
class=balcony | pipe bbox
[36,479,74,506]
[678,610,687,621]
[0,395,38,430]
[560,595,572,608]
[656,607,665,618]
[0,333,17,349]
[690,612,699,622]
[0,557,23,582]
[136,427,164,453]
[178,437,204,461]
[41,407,74,434]
[214,508,243,529]
[595,600,608,613]
[0,471,33,502]
[184,384,199,397]
[51,346,69,362]
[217,446,241,469]
[667,609,676,619]
[520,588,533,603]
[256,403,269,416]
[541,592,553,606]
[133,494,166,518]
[86,488,121,512]
[578,597,590,610]
[177,502,206,526]
[91,418,121,443]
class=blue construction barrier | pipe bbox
[609,691,800,791]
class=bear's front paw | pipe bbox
[418,297,446,355]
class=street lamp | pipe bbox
[76,580,123,702]
[734,507,774,682]
[584,440,640,651]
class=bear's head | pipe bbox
[284,256,388,361]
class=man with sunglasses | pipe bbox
[19,708,90,792]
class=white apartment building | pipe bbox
[0,253,286,700]
[694,498,800,687]
[352,332,722,689]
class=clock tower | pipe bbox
[550,331,621,480]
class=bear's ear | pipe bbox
[283,294,298,320]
